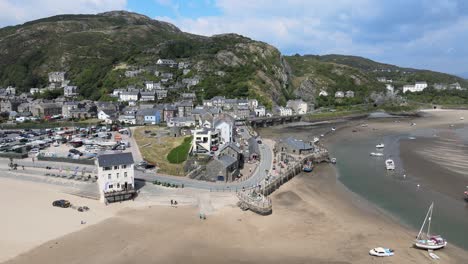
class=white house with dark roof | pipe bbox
[96,152,135,203]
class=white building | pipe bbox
[48,72,65,83]
[403,85,415,93]
[119,91,139,102]
[96,152,135,203]
[191,128,220,154]
[213,115,235,144]
[414,81,428,91]
[335,91,345,98]
[64,85,78,97]
[254,105,266,117]
[248,99,258,110]
[98,110,117,124]
[286,99,308,115]
[30,88,40,95]
[385,84,394,94]
[155,89,168,100]
[167,116,196,128]
[156,59,177,67]
[345,90,355,98]
[319,90,328,97]
[274,106,293,116]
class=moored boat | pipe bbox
[385,159,395,170]
[370,152,384,157]
[414,202,447,250]
[369,247,394,257]
[376,143,385,148]
[303,161,314,172]
[464,188,468,202]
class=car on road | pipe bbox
[136,161,155,169]
[257,140,262,144]
[52,199,71,208]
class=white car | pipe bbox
[369,247,394,257]
[29,148,40,154]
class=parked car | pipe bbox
[29,148,39,154]
[52,199,71,208]
[136,161,155,169]
[69,149,83,156]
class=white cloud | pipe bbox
[158,0,468,74]
[0,0,128,27]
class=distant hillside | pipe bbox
[284,54,468,106]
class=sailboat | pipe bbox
[414,202,447,250]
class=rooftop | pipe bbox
[97,152,134,167]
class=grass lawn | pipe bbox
[133,126,190,176]
[167,136,192,164]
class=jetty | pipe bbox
[237,145,330,215]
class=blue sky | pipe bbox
[1,0,467,77]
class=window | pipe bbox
[104,167,111,171]
[122,165,127,169]
[108,174,111,180]
[124,172,127,177]
[117,183,120,188]
[114,166,118,170]
[109,184,113,189]
[116,173,119,178]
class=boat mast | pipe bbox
[417,202,433,239]
[427,202,433,238]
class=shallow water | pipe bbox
[329,132,468,250]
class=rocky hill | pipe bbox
[0,11,466,107]
[0,11,287,107]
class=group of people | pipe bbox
[170,199,178,206]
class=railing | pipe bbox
[104,187,136,197]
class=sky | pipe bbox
[1,0,467,77]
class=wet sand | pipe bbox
[5,164,468,264]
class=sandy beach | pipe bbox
[3,109,468,263]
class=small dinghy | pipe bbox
[385,159,395,170]
[370,152,384,157]
[376,143,385,148]
[369,247,394,257]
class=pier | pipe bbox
[237,146,330,215]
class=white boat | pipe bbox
[370,152,384,157]
[414,202,447,250]
[331,127,336,131]
[313,137,320,144]
[330,158,337,164]
[376,143,385,148]
[369,247,394,257]
[385,159,395,170]
[460,117,464,120]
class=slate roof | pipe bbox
[97,152,134,167]
[219,155,237,167]
[220,142,242,154]
[281,137,313,150]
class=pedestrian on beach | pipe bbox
[171,199,173,206]
[32,157,35,163]
[22,165,24,170]
[199,213,202,219]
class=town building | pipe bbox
[254,105,266,117]
[277,137,315,155]
[385,84,395,94]
[319,90,328,97]
[98,109,118,124]
[96,152,136,203]
[30,103,62,117]
[335,91,345,98]
[414,81,428,91]
[345,90,355,98]
[48,72,66,83]
[191,128,220,154]
[273,106,293,116]
[155,89,168,100]
[136,108,162,125]
[64,85,78,97]
[213,114,235,144]
[139,91,155,102]
[286,99,308,114]
[119,90,139,102]
[156,59,177,67]
[449,82,462,90]
[167,116,196,127]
